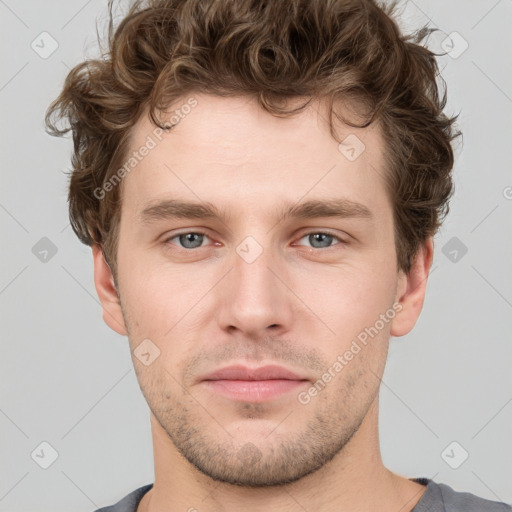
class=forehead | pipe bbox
[119,94,389,222]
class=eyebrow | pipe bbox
[138,197,373,225]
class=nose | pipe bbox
[217,242,294,339]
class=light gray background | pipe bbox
[1,1,511,511]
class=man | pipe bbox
[45,0,510,510]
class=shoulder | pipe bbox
[414,479,511,512]
[438,482,511,512]
[92,484,153,512]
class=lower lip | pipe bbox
[203,379,308,402]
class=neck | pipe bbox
[138,398,426,512]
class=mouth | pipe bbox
[199,364,310,402]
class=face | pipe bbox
[95,94,426,486]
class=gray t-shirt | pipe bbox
[93,478,511,511]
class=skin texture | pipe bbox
[93,94,433,511]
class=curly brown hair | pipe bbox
[45,0,461,282]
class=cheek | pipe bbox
[118,242,187,329]
[120,261,213,377]
[296,261,397,341]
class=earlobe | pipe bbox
[92,244,127,336]
[390,238,434,338]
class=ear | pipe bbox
[92,244,127,336]
[390,238,434,337]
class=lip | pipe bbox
[201,364,305,381]
[199,365,309,402]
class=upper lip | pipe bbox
[200,364,307,382]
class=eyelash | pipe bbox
[163,230,347,251]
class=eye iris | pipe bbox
[309,233,333,248]
[179,233,203,249]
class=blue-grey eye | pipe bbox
[298,232,341,249]
[172,232,208,249]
